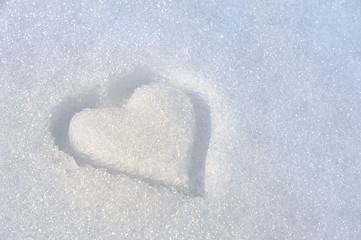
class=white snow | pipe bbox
[69,83,196,191]
[1,0,361,239]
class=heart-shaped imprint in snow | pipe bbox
[69,83,195,190]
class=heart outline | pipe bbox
[50,69,211,196]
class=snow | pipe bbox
[1,0,361,239]
[68,82,196,192]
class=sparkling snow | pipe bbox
[1,0,361,239]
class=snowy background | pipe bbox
[1,0,361,239]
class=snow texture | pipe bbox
[1,0,361,239]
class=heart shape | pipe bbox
[68,83,196,190]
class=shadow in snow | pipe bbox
[104,67,153,107]
[50,89,99,165]
[186,92,211,197]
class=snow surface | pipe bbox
[1,0,361,239]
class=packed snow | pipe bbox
[69,82,196,192]
[1,0,361,239]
